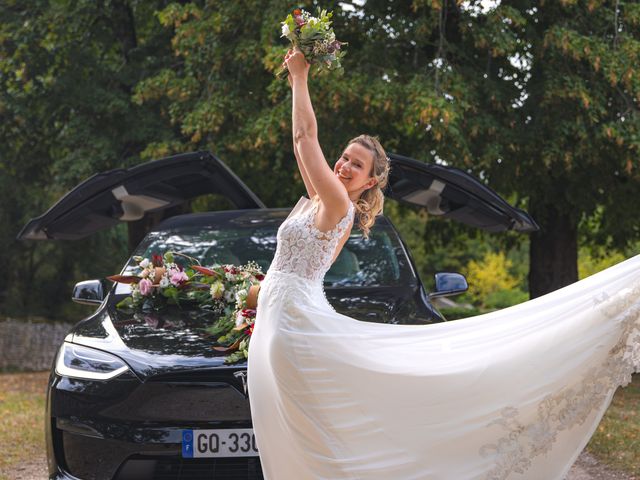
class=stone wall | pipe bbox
[0,318,73,372]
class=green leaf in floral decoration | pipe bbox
[116,297,134,310]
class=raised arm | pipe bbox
[284,49,350,222]
[286,71,316,199]
[293,141,316,199]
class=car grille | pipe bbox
[115,455,264,480]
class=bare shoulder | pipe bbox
[314,195,353,233]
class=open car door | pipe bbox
[17,151,265,240]
[386,153,538,233]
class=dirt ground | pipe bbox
[2,449,636,480]
[568,452,638,480]
[2,456,48,480]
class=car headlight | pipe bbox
[55,342,130,380]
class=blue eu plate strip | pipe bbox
[182,430,194,458]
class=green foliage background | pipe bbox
[1,0,638,319]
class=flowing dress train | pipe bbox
[247,196,640,480]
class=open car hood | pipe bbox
[17,151,265,240]
[386,153,538,232]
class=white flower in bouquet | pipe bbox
[139,258,150,268]
[235,310,245,328]
[224,289,235,303]
[235,289,248,305]
[210,281,225,299]
[159,277,170,288]
[131,287,142,302]
[186,290,198,300]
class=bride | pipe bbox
[246,48,640,480]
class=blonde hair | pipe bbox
[346,135,390,239]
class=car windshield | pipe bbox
[123,221,413,288]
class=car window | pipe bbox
[124,224,412,288]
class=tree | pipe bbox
[513,1,640,296]
[0,0,174,316]
[345,0,640,297]
[139,1,640,298]
[3,0,638,317]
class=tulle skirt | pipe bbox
[247,256,640,480]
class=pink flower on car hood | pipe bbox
[139,278,153,296]
[170,270,189,286]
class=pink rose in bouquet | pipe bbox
[139,278,153,296]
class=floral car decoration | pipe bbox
[278,8,346,78]
[107,252,264,364]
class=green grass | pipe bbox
[0,372,48,479]
[587,374,640,477]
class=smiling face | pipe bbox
[333,142,378,199]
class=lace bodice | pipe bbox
[269,196,355,282]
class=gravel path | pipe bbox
[2,451,636,479]
[0,455,47,480]
[567,452,637,480]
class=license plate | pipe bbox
[182,429,259,458]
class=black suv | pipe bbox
[19,151,537,480]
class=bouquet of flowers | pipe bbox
[195,263,262,364]
[107,252,264,364]
[278,8,346,78]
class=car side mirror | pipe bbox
[429,272,468,298]
[72,280,106,305]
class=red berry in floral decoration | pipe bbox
[152,253,164,267]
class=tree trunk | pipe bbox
[528,200,578,299]
[110,0,137,63]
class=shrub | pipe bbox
[464,251,521,307]
[484,288,529,309]
[438,306,486,320]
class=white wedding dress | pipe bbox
[247,196,640,480]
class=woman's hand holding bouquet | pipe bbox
[283,48,310,83]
